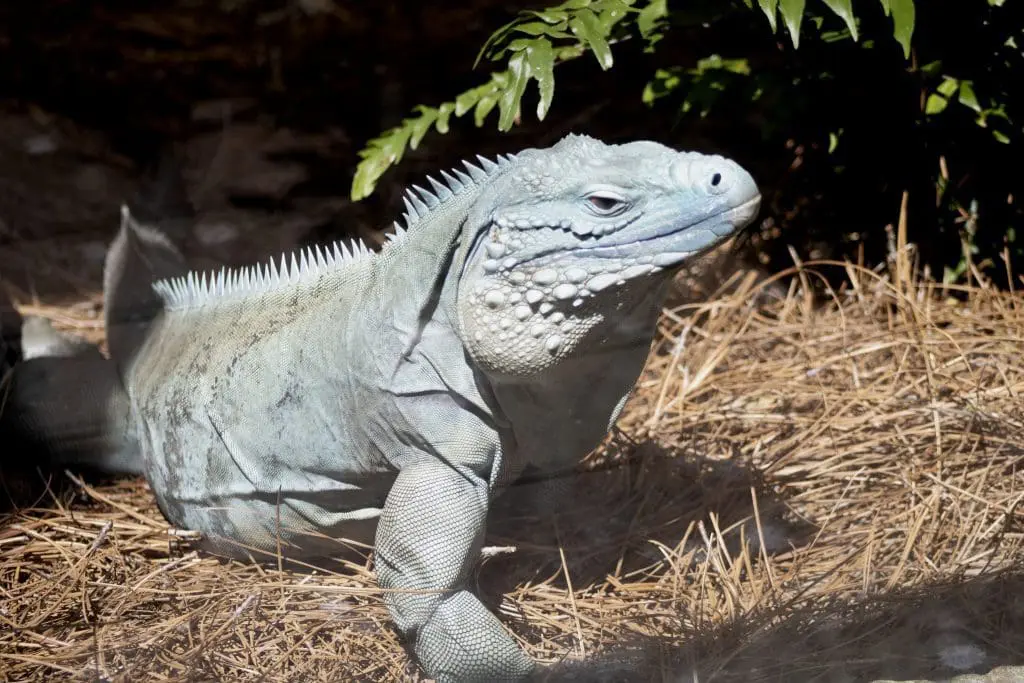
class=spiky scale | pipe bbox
[276,253,287,285]
[440,169,464,193]
[426,175,453,201]
[408,188,432,215]
[462,160,488,183]
[476,155,498,173]
[451,168,474,188]
[402,196,420,224]
[267,256,280,285]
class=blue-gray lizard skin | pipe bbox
[1,134,761,681]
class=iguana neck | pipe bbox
[482,277,672,463]
[357,180,489,373]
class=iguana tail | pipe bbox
[106,146,191,368]
[103,206,187,367]
[2,318,143,475]
[1,154,191,476]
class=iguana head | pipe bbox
[452,133,760,379]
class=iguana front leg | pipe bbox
[375,459,536,682]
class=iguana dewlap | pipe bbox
[1,134,760,681]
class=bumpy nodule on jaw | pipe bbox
[459,230,678,376]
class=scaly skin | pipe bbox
[1,134,760,681]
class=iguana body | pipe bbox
[2,134,760,681]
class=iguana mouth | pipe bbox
[582,195,761,257]
[513,195,761,267]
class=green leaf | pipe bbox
[525,9,569,24]
[642,67,682,105]
[879,0,914,58]
[758,0,779,32]
[527,40,557,119]
[957,81,981,113]
[820,0,858,41]
[512,21,570,37]
[454,89,479,117]
[593,0,633,33]
[435,102,455,135]
[936,76,959,97]
[407,107,438,149]
[498,50,530,131]
[637,0,668,39]
[506,37,536,53]
[351,124,414,200]
[569,8,615,69]
[828,129,843,153]
[925,93,948,115]
[474,92,500,127]
[779,0,806,48]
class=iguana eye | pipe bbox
[585,193,627,215]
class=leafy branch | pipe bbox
[350,0,917,200]
[350,0,660,200]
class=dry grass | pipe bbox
[2,254,1024,682]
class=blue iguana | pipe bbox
[1,134,760,681]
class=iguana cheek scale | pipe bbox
[1,134,760,682]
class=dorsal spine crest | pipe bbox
[152,152,515,311]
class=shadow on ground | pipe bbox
[537,569,1024,682]
[482,438,813,594]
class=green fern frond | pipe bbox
[350,0,917,200]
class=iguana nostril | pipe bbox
[711,172,722,187]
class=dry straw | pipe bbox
[2,239,1024,681]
